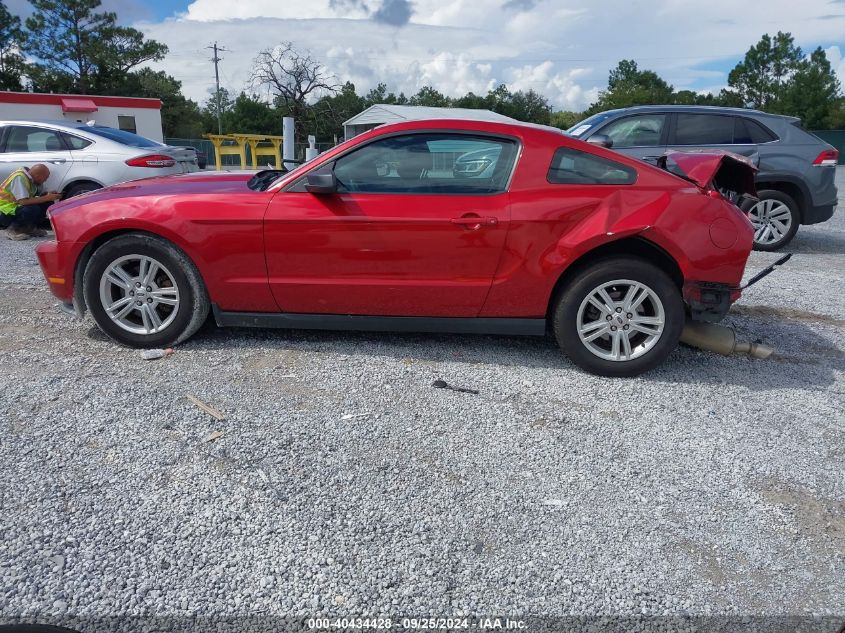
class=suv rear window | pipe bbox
[674,114,734,145]
[548,147,637,185]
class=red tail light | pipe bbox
[126,154,177,168]
[812,149,839,167]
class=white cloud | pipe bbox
[137,0,845,113]
[825,45,845,89]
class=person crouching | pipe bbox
[0,164,62,241]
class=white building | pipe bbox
[342,104,516,140]
[0,91,164,141]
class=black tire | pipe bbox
[742,189,800,251]
[83,232,209,348]
[552,257,684,377]
[64,182,101,199]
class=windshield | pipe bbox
[81,125,166,148]
[566,112,616,137]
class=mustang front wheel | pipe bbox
[83,233,209,348]
[553,257,684,377]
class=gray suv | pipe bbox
[567,105,839,250]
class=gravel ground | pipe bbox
[1,169,843,628]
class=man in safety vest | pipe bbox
[0,164,62,241]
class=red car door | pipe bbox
[263,132,519,317]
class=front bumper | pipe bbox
[35,239,75,303]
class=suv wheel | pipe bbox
[552,257,684,377]
[744,189,799,251]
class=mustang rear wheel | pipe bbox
[83,233,209,348]
[553,257,683,377]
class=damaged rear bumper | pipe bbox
[683,281,740,323]
[684,253,793,322]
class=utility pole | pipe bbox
[207,42,226,135]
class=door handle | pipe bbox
[48,158,67,164]
[450,216,498,227]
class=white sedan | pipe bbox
[0,120,199,198]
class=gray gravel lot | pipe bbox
[1,169,843,626]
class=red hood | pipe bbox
[658,150,757,195]
[50,171,256,213]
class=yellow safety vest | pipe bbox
[0,169,37,216]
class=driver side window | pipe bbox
[599,115,666,148]
[332,133,517,194]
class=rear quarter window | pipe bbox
[735,118,777,144]
[547,147,637,185]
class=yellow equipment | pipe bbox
[204,134,284,170]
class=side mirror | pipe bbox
[586,134,613,149]
[305,164,337,194]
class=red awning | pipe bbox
[60,98,98,113]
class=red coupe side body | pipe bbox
[36,119,755,376]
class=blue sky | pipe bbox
[6,0,189,22]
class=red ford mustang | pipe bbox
[36,119,755,376]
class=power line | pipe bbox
[206,42,227,134]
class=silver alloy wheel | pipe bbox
[98,254,180,335]
[748,198,793,246]
[576,279,665,362]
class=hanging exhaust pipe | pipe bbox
[680,320,773,359]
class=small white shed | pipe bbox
[342,104,516,140]
[0,92,164,141]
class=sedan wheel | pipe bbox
[98,254,180,335]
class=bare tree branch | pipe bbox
[250,42,340,136]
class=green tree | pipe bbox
[0,1,26,90]
[828,97,845,129]
[24,0,167,94]
[452,91,489,110]
[725,31,803,109]
[672,90,698,105]
[549,110,582,130]
[589,59,674,113]
[780,46,841,129]
[202,87,234,132]
[507,89,552,124]
[363,82,407,106]
[485,83,512,113]
[222,92,279,135]
[408,85,451,107]
[310,81,364,142]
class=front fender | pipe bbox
[49,194,278,313]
